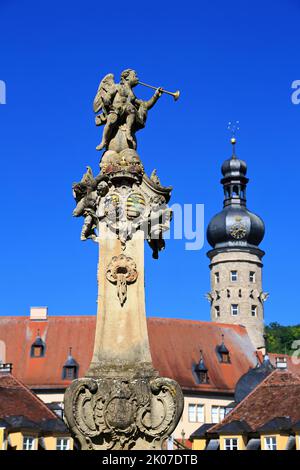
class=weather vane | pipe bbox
[227,120,240,156]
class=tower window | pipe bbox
[215,306,220,317]
[232,185,239,196]
[215,272,220,283]
[230,271,238,282]
[249,271,256,283]
[251,305,257,317]
[231,304,239,316]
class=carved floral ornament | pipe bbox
[106,254,138,306]
[64,376,184,450]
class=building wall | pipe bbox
[209,251,265,349]
[173,394,232,439]
[9,431,38,450]
[296,433,300,450]
[43,436,73,450]
[35,391,64,403]
[0,428,5,450]
[192,438,207,450]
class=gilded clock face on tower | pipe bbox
[229,223,247,240]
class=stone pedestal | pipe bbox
[64,150,184,450]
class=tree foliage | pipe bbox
[265,322,300,355]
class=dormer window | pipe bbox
[193,350,209,384]
[217,335,231,363]
[62,348,79,380]
[30,331,45,358]
[231,304,239,316]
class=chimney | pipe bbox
[275,356,288,370]
[0,363,13,374]
[30,307,48,321]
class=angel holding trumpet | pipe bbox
[93,69,179,151]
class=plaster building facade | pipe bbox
[0,310,299,445]
[190,368,300,451]
[0,368,72,451]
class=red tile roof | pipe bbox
[209,369,300,433]
[0,316,258,394]
[0,374,58,423]
[265,352,300,376]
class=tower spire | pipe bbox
[227,121,240,159]
[206,134,267,350]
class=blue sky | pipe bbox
[0,0,299,325]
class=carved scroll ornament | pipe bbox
[106,254,138,306]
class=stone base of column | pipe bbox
[64,368,184,450]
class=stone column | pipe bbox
[64,150,184,450]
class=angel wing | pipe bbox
[93,73,117,114]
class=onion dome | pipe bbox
[207,139,265,253]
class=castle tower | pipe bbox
[206,138,268,350]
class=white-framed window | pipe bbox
[230,271,238,282]
[224,438,239,450]
[215,306,220,317]
[249,271,256,283]
[188,404,205,423]
[215,272,220,283]
[264,436,277,450]
[23,436,36,450]
[251,305,257,317]
[56,438,70,450]
[211,406,226,424]
[219,407,225,421]
[231,304,239,316]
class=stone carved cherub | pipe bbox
[73,167,109,241]
[93,69,163,151]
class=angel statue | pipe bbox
[93,69,163,151]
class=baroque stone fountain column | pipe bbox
[64,69,184,450]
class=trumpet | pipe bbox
[138,81,180,101]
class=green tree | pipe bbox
[265,323,300,355]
